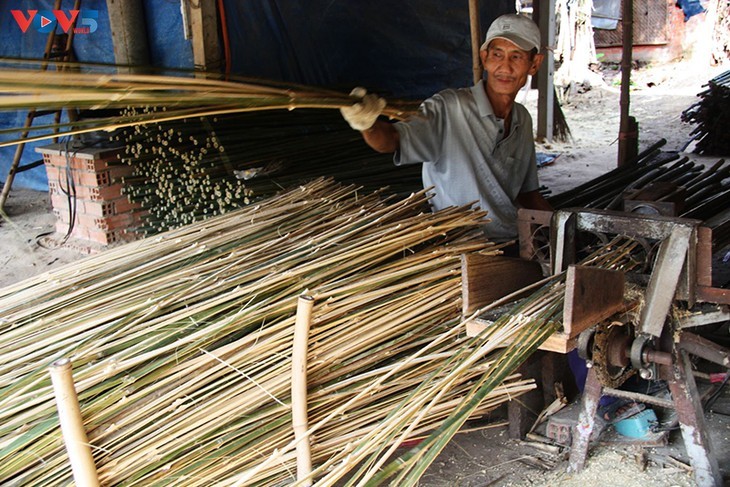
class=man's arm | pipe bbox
[362,120,400,153]
[516,190,553,211]
[341,88,400,153]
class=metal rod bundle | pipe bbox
[681,70,730,155]
[548,141,730,250]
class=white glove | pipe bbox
[340,87,387,131]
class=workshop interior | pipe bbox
[0,1,728,486]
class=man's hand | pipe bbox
[340,87,386,131]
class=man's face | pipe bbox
[480,38,543,99]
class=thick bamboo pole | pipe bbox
[292,294,315,486]
[49,358,100,487]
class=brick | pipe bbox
[107,165,135,181]
[55,221,125,245]
[87,228,136,245]
[83,197,141,217]
[87,183,127,201]
[54,209,141,231]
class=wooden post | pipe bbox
[106,0,150,73]
[292,295,315,486]
[534,0,555,142]
[617,0,638,166]
[49,358,100,487]
[468,0,482,85]
[187,0,223,75]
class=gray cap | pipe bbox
[480,14,541,52]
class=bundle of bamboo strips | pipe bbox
[0,62,423,233]
[0,66,416,148]
[1,178,553,486]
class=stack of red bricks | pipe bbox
[37,143,143,249]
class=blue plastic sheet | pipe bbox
[225,0,512,99]
[675,0,706,21]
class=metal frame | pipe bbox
[544,208,724,487]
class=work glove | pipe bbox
[340,87,386,131]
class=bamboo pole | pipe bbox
[468,0,482,85]
[49,358,100,487]
[292,294,315,486]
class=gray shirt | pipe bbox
[394,80,539,240]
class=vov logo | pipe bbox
[11,9,98,34]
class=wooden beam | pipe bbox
[187,0,222,74]
[106,0,150,72]
[466,318,577,353]
[617,0,638,166]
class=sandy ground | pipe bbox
[0,57,728,485]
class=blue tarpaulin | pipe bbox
[0,0,511,190]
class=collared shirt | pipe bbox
[394,80,539,240]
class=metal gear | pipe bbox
[591,321,637,388]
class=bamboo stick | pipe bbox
[48,358,100,487]
[292,294,314,486]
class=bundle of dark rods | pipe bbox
[547,139,730,250]
[682,69,730,155]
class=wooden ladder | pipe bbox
[0,0,80,211]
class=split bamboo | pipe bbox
[49,358,100,487]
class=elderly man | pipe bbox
[341,13,552,244]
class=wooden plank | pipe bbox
[563,265,625,337]
[696,226,713,288]
[465,318,576,354]
[461,254,544,315]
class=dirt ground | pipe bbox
[1,57,729,486]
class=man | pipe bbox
[341,13,552,243]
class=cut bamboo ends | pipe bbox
[292,294,315,486]
[48,358,100,487]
